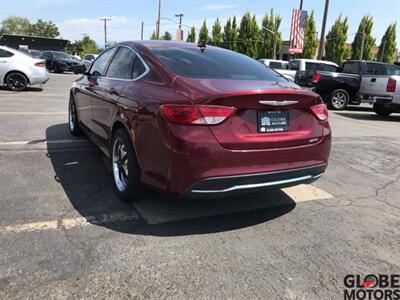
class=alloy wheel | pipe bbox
[69,100,76,131]
[332,91,347,109]
[112,138,129,192]
[7,73,27,91]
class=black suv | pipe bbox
[41,51,82,73]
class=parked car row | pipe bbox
[259,57,400,115]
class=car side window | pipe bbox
[90,48,117,77]
[289,60,300,71]
[132,57,146,79]
[365,63,383,75]
[269,62,281,69]
[305,62,321,71]
[384,64,400,76]
[106,47,136,79]
[324,65,337,72]
[0,49,14,58]
[342,62,359,74]
[42,52,52,59]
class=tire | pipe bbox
[5,72,28,91]
[111,128,143,202]
[328,89,350,110]
[53,64,63,73]
[373,103,392,117]
[68,96,82,136]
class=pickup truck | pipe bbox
[364,76,400,116]
[312,60,400,110]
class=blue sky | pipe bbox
[1,0,399,48]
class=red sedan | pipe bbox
[69,41,331,201]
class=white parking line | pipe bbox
[0,112,67,115]
[0,211,139,235]
[0,139,88,146]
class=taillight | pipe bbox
[312,73,321,83]
[387,78,396,93]
[160,105,236,125]
[310,104,328,121]
[34,62,45,68]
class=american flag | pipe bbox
[289,9,307,54]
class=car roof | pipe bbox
[342,60,393,66]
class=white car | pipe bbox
[264,59,338,83]
[81,54,98,71]
[0,46,49,91]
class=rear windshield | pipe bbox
[151,47,285,81]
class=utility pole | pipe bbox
[100,17,111,49]
[175,13,184,41]
[300,0,304,10]
[141,21,144,40]
[360,23,365,60]
[317,0,329,59]
[262,26,277,59]
[156,0,161,39]
[380,41,387,62]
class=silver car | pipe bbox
[0,46,49,91]
[81,54,98,71]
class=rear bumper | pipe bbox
[183,163,327,199]
[357,93,393,104]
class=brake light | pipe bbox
[310,104,328,121]
[160,105,236,125]
[312,73,321,83]
[386,78,396,93]
[34,62,45,68]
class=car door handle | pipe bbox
[371,78,376,82]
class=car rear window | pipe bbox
[151,47,285,81]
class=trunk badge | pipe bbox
[259,100,298,106]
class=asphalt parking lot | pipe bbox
[0,74,399,299]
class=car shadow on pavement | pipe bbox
[0,86,43,92]
[335,112,400,122]
[46,123,296,236]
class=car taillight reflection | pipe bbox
[160,105,236,125]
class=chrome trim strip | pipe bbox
[259,100,298,106]
[191,174,315,194]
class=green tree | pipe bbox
[377,23,397,63]
[0,16,32,35]
[351,16,376,60]
[68,34,98,57]
[0,16,59,38]
[238,12,259,58]
[161,31,172,40]
[198,20,209,44]
[325,15,350,63]
[211,18,223,47]
[186,26,196,43]
[259,9,282,59]
[150,31,157,40]
[29,19,59,37]
[301,11,318,58]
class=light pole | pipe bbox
[262,26,277,59]
[156,0,161,39]
[317,0,329,59]
[360,22,365,60]
[380,41,387,62]
[175,13,184,41]
[100,17,111,49]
